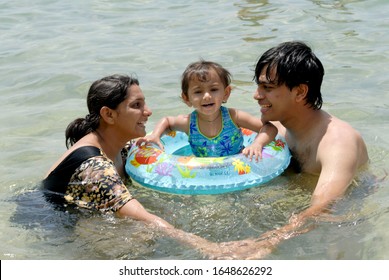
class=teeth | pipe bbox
[260,104,271,108]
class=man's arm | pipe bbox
[253,126,368,256]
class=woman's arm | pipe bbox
[117,199,233,259]
[117,198,282,259]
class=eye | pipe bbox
[262,84,274,90]
[131,101,142,108]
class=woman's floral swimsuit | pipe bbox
[43,146,132,212]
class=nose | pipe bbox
[144,104,152,116]
[203,91,211,99]
[253,87,264,100]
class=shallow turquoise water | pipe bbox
[1,0,388,259]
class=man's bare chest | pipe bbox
[287,139,320,175]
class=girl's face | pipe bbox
[114,84,152,140]
[182,68,231,119]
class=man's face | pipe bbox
[253,66,294,123]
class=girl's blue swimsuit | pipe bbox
[188,106,244,157]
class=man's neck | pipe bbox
[283,109,327,141]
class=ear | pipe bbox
[181,92,192,107]
[100,106,116,125]
[222,85,232,103]
[294,84,308,103]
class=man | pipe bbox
[252,41,369,252]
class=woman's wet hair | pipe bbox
[65,74,139,148]
[254,41,324,110]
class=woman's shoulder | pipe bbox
[45,142,101,177]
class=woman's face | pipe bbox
[115,84,152,140]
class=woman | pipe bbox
[43,74,273,259]
[43,74,170,225]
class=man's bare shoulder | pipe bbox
[320,115,368,166]
[326,115,363,142]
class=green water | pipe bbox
[1,0,388,259]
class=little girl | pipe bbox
[141,60,277,160]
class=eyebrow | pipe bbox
[190,85,202,90]
[257,78,278,85]
[191,81,218,88]
[129,97,145,102]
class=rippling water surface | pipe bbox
[1,0,388,260]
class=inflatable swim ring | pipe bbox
[125,129,291,195]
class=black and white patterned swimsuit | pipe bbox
[43,146,133,212]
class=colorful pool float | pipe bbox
[125,129,291,195]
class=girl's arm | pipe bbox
[137,114,190,150]
[230,108,278,160]
[243,122,278,161]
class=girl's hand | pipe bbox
[242,143,263,162]
[135,135,165,151]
